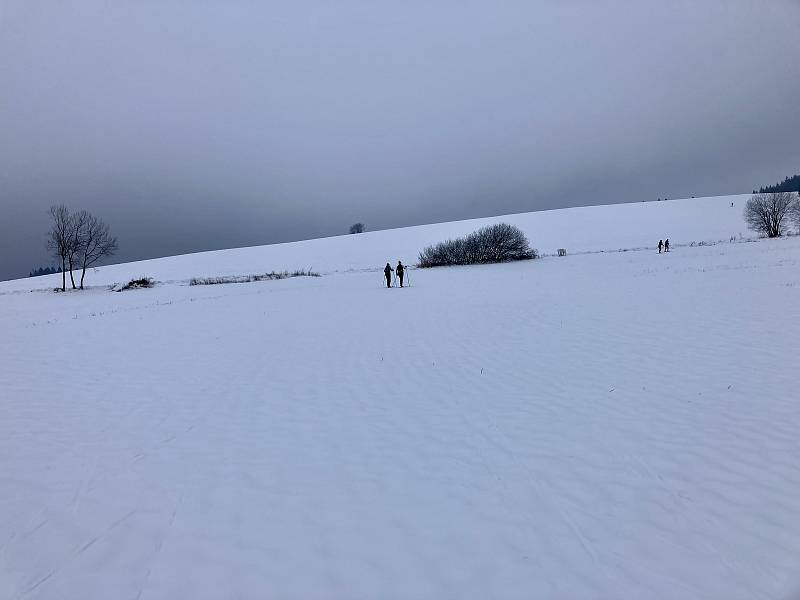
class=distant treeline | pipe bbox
[755,173,800,194]
[29,266,62,277]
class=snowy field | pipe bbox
[2,196,800,599]
[0,194,750,293]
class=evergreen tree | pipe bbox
[758,174,800,194]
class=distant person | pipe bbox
[665,239,670,252]
[384,263,393,288]
[396,261,405,287]
[658,240,663,254]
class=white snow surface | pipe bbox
[2,195,800,599]
[1,194,750,292]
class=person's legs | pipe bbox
[386,275,391,288]
[399,274,404,287]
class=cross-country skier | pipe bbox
[658,240,663,253]
[396,261,405,287]
[664,239,670,252]
[384,263,393,288]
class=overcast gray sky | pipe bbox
[1,1,799,280]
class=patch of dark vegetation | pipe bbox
[114,277,155,292]
[418,223,537,268]
[189,269,320,286]
[756,173,800,195]
[31,266,61,277]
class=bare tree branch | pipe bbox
[78,214,118,289]
[66,210,89,289]
[47,205,72,291]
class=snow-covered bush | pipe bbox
[418,223,537,268]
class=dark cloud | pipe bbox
[2,0,799,280]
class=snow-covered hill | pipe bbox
[2,194,750,291]
[2,195,800,600]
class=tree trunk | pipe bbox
[68,258,77,289]
[80,261,86,289]
[61,259,66,291]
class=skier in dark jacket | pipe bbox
[658,240,663,253]
[396,261,405,287]
[384,263,393,288]
[664,239,670,252]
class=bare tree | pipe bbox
[744,192,796,238]
[46,205,72,291]
[349,222,365,234]
[78,214,118,289]
[65,210,90,289]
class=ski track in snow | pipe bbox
[2,204,800,598]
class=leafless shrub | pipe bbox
[116,277,154,291]
[349,223,365,234]
[418,223,537,268]
[288,268,320,277]
[189,269,320,286]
